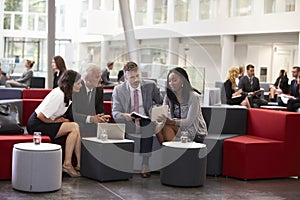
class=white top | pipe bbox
[14,142,61,151]
[35,87,71,120]
[162,141,206,149]
[82,137,134,144]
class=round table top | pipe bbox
[14,142,61,151]
[162,141,206,149]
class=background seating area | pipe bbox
[223,108,300,179]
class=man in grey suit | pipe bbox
[112,61,162,178]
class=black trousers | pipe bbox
[125,119,154,154]
[287,98,300,112]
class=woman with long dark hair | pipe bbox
[156,67,207,144]
[52,55,67,88]
[27,70,82,177]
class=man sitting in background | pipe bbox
[238,64,268,108]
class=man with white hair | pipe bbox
[71,63,110,135]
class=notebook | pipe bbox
[97,123,126,140]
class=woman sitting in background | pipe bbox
[269,69,289,102]
[155,67,207,144]
[5,59,34,88]
[27,70,82,177]
[224,66,251,108]
[52,55,67,88]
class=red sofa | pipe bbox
[222,108,300,180]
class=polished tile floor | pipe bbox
[0,173,300,200]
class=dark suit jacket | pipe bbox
[238,75,260,95]
[71,81,104,124]
[274,75,289,94]
[290,79,299,97]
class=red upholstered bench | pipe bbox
[22,89,52,126]
[0,134,51,180]
[222,108,300,180]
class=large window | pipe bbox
[4,37,41,70]
[4,0,23,12]
[174,0,192,22]
[3,0,46,31]
[199,0,219,20]
[135,0,147,26]
[229,0,253,17]
[153,0,167,24]
[28,0,46,13]
[80,0,88,28]
[264,0,295,14]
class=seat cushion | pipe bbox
[222,135,286,179]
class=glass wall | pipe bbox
[264,0,295,14]
[199,0,219,20]
[153,0,167,24]
[174,0,192,22]
[229,0,253,17]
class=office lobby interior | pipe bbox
[1,0,300,199]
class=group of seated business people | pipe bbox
[224,64,300,111]
[26,61,208,178]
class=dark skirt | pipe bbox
[26,112,64,144]
[226,94,247,105]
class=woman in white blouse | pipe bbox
[27,70,82,177]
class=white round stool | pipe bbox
[12,142,62,192]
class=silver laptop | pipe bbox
[97,123,125,140]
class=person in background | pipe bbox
[101,61,118,87]
[112,61,162,178]
[287,72,300,112]
[117,68,124,83]
[0,67,6,85]
[5,59,34,88]
[269,69,289,102]
[290,66,300,97]
[27,70,82,177]
[155,67,207,144]
[52,55,67,88]
[71,63,110,135]
[224,66,251,108]
[238,65,245,79]
[238,64,267,108]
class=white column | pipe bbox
[0,0,4,57]
[167,38,179,65]
[119,0,139,64]
[47,0,55,89]
[167,0,174,24]
[220,35,235,81]
[101,40,109,70]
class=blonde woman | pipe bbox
[224,66,251,108]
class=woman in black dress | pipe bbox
[52,55,67,88]
[27,70,82,177]
[224,66,251,108]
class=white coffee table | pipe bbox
[160,141,207,187]
[12,142,62,192]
